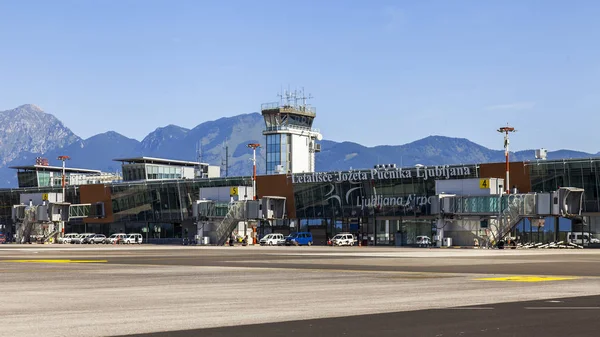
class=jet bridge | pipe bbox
[12,193,104,243]
[434,187,584,247]
[191,196,287,245]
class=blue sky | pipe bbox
[1,0,599,152]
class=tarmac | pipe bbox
[1,245,600,337]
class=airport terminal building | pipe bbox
[1,93,599,247]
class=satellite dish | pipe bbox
[316,133,323,141]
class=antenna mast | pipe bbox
[221,139,230,177]
[196,141,203,163]
[298,87,313,111]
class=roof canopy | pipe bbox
[113,156,207,167]
[9,165,101,174]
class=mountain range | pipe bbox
[0,104,597,188]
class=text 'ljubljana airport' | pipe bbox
[1,91,599,249]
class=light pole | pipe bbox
[497,126,516,194]
[247,143,260,200]
[57,155,70,202]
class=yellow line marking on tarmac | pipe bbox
[475,275,579,282]
[0,259,107,264]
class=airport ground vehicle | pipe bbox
[104,233,128,244]
[72,233,95,244]
[58,233,79,244]
[416,236,432,247]
[123,233,143,244]
[83,234,107,244]
[285,232,313,246]
[567,232,600,245]
[330,233,356,246]
[259,233,285,246]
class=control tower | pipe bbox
[261,88,322,175]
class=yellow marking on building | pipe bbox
[0,259,107,264]
[476,275,579,282]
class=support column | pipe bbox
[554,217,559,242]
[436,219,445,248]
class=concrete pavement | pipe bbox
[1,245,599,337]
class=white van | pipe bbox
[104,233,127,244]
[58,233,79,244]
[331,233,356,246]
[259,233,285,246]
[567,232,600,245]
[123,233,143,244]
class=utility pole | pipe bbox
[247,143,260,200]
[57,155,70,202]
[497,125,516,194]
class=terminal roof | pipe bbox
[113,156,206,167]
[9,165,102,174]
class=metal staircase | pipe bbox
[489,194,536,245]
[215,201,247,246]
[43,229,60,243]
[439,187,584,247]
[18,207,36,243]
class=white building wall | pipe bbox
[182,167,195,179]
[198,186,254,202]
[20,193,63,205]
[290,134,311,173]
[207,165,221,178]
[436,178,504,196]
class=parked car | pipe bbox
[259,233,285,246]
[331,233,356,246]
[285,232,313,246]
[104,233,127,244]
[567,232,600,245]
[84,234,106,244]
[416,236,432,247]
[72,233,95,244]
[123,233,143,244]
[58,233,79,244]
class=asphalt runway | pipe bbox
[119,295,600,337]
[1,245,600,337]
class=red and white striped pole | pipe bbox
[497,126,516,194]
[247,144,260,200]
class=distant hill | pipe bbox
[0,104,598,187]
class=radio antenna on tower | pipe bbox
[298,87,313,111]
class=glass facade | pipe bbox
[294,165,479,219]
[17,172,38,187]
[523,159,600,245]
[38,172,51,187]
[0,177,252,239]
[528,159,600,213]
[5,158,600,245]
[146,165,181,180]
[266,134,290,174]
[292,165,479,245]
[122,164,147,181]
[0,185,81,238]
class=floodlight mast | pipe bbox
[497,126,516,194]
[57,155,71,201]
[247,144,260,200]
